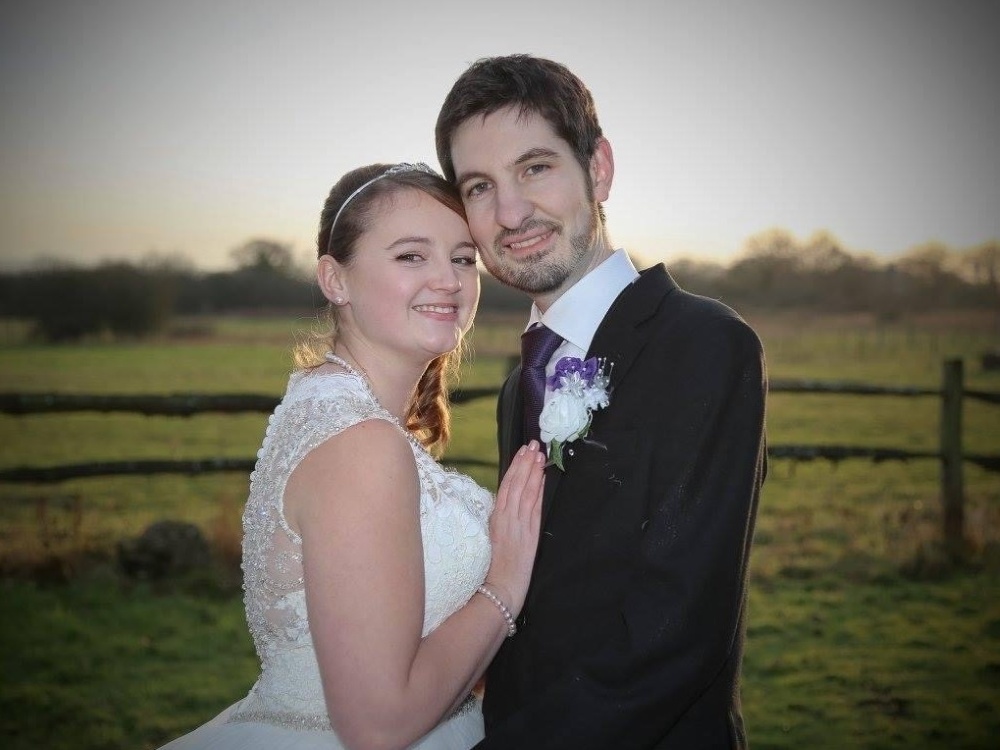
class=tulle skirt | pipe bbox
[158,698,484,750]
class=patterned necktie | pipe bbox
[519,324,563,446]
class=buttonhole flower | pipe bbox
[539,356,612,471]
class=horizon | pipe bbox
[2,227,989,277]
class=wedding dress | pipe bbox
[160,360,493,749]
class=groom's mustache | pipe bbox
[494,219,563,255]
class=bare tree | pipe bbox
[959,240,1000,307]
[230,239,296,275]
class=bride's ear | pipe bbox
[317,255,348,306]
[316,255,349,306]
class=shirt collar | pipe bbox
[527,249,639,352]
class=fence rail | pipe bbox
[3,381,997,417]
[2,359,998,548]
[4,447,998,485]
[0,387,503,417]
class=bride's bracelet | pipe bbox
[476,584,517,637]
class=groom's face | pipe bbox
[450,106,610,306]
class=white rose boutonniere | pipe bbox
[539,356,612,471]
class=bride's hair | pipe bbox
[295,163,470,456]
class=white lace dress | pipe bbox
[160,364,494,750]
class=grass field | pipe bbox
[1,311,999,749]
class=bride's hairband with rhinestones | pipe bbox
[326,162,440,256]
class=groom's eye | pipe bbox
[465,181,490,199]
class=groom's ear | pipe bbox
[590,137,614,203]
[317,254,348,305]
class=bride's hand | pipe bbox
[486,440,545,616]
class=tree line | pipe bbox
[666,229,998,318]
[1,232,996,342]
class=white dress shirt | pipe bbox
[525,249,640,405]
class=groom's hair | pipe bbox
[435,54,604,184]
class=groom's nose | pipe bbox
[494,182,533,230]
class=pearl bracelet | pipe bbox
[476,584,517,637]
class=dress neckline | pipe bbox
[323,351,424,453]
[324,351,367,381]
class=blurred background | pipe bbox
[1,1,998,748]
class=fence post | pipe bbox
[940,358,965,552]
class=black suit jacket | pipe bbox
[477,265,767,749]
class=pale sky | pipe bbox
[1,0,997,271]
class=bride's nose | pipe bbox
[430,258,462,292]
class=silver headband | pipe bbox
[326,162,440,256]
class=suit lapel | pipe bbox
[588,265,676,390]
[497,367,523,477]
[539,264,676,526]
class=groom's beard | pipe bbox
[485,208,601,295]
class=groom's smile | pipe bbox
[497,219,561,260]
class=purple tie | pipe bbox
[520,324,563,446]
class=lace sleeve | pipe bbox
[242,371,396,633]
[260,370,397,543]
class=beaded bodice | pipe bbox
[231,363,493,730]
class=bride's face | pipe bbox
[336,190,481,362]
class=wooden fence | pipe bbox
[2,358,998,550]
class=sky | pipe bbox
[0,0,997,272]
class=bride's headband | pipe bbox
[326,162,440,256]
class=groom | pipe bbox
[436,55,767,748]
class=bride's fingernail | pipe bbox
[518,445,527,455]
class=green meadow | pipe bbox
[1,311,999,749]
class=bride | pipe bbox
[159,162,544,750]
